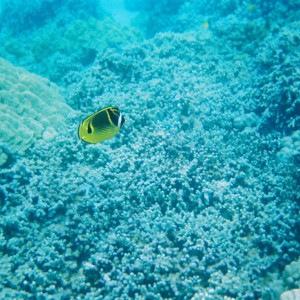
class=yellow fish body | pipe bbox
[78,106,125,143]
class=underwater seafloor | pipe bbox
[0,0,299,299]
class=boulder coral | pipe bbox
[0,58,72,166]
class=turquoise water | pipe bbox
[0,0,299,299]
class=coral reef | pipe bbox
[0,0,103,34]
[129,0,300,38]
[0,0,299,299]
[0,2,142,83]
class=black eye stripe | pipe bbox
[87,121,92,134]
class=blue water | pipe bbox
[0,0,299,299]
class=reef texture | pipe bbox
[0,2,142,84]
[0,0,299,299]
[0,58,72,167]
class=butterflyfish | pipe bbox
[78,106,125,143]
